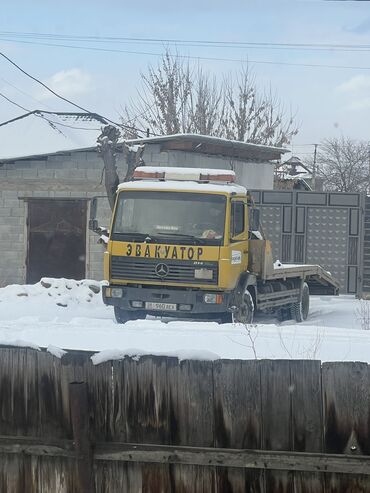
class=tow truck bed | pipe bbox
[266,264,340,295]
[248,240,340,295]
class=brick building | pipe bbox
[0,134,286,285]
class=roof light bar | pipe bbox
[133,169,165,180]
[133,166,235,183]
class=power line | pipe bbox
[0,51,114,123]
[0,76,57,111]
[4,31,370,53]
[0,91,99,130]
[1,37,370,71]
[0,50,149,135]
[0,75,153,135]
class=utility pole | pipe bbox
[312,144,318,191]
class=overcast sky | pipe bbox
[1,0,370,160]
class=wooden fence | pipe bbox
[0,346,370,492]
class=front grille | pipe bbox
[111,256,218,284]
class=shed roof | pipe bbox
[124,134,288,161]
[0,133,288,164]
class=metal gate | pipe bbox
[250,190,364,294]
[27,199,87,284]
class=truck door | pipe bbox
[230,199,249,274]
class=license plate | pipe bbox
[145,302,177,311]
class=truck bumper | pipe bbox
[103,285,232,317]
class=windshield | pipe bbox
[112,191,226,245]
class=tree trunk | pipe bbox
[97,125,121,211]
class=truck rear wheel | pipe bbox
[232,290,254,324]
[292,282,309,322]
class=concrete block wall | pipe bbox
[0,150,121,285]
[0,190,26,285]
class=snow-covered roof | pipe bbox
[124,133,288,162]
[0,133,287,164]
[0,146,96,164]
[118,180,247,195]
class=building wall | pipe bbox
[141,144,275,189]
[0,145,275,285]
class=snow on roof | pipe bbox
[118,180,247,195]
[0,133,287,163]
[125,133,288,154]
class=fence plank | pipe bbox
[112,355,175,444]
[167,358,216,492]
[61,351,112,441]
[290,360,324,493]
[112,356,175,491]
[0,348,39,436]
[261,359,293,493]
[70,382,95,493]
[30,456,75,493]
[213,359,263,493]
[322,361,370,491]
[94,461,142,493]
[37,351,66,439]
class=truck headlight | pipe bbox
[194,268,213,280]
[111,288,123,298]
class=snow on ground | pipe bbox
[0,278,369,363]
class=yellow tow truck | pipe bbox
[92,167,339,324]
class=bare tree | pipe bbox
[217,72,297,146]
[316,137,370,192]
[125,53,192,136]
[188,71,224,135]
[123,53,298,146]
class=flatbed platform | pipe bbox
[248,240,340,295]
[269,263,340,295]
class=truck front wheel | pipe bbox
[232,290,254,324]
[292,282,309,322]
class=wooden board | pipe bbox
[322,361,370,491]
[60,351,113,441]
[290,360,325,493]
[167,358,216,492]
[0,348,39,436]
[213,359,263,492]
[111,356,176,491]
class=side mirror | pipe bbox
[249,208,260,231]
[89,218,99,231]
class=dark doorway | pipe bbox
[27,199,87,284]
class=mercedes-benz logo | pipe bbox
[155,263,169,278]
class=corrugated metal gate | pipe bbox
[359,196,370,298]
[250,190,364,294]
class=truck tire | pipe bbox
[232,290,254,324]
[292,282,309,322]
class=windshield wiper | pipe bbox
[156,232,207,244]
[114,232,155,242]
